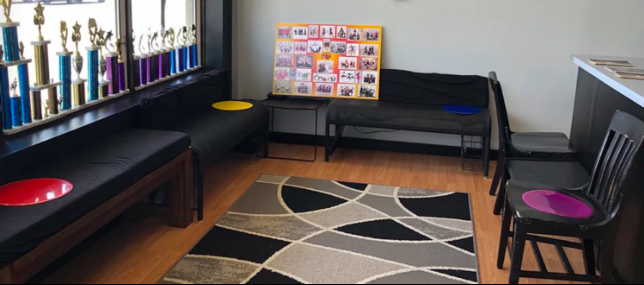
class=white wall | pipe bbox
[233,0,644,149]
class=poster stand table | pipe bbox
[264,95,329,162]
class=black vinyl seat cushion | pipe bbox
[507,159,590,190]
[511,132,577,154]
[327,99,490,136]
[0,129,190,267]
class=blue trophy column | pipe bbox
[191,44,198,68]
[18,64,31,123]
[2,26,20,62]
[0,68,12,130]
[87,49,99,101]
[170,50,177,75]
[58,53,72,110]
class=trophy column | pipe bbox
[1,23,20,62]
[0,65,10,130]
[170,48,177,75]
[87,46,99,101]
[9,80,20,127]
[139,54,148,86]
[18,60,31,123]
[132,55,140,88]
[106,52,118,95]
[31,40,62,118]
[58,51,73,111]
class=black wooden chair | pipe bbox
[497,110,644,284]
[488,72,578,198]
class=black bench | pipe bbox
[326,69,492,176]
[138,80,269,220]
[0,129,193,284]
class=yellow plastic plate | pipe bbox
[212,101,253,111]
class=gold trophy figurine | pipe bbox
[151,31,160,54]
[191,24,197,46]
[1,0,12,23]
[104,30,115,54]
[161,30,168,51]
[71,22,83,80]
[88,18,98,49]
[60,21,69,53]
[178,26,188,48]
[97,29,107,82]
[116,36,123,63]
[33,3,45,42]
[18,41,24,60]
[167,28,176,49]
[138,34,147,56]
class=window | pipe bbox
[0,0,202,136]
[131,0,200,90]
[2,0,124,134]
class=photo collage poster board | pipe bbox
[272,23,383,100]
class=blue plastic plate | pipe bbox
[442,105,482,115]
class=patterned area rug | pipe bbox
[161,175,479,284]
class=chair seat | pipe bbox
[508,159,590,190]
[506,181,606,227]
[511,132,577,155]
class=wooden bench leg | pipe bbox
[169,149,194,228]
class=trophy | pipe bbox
[30,2,62,118]
[0,0,20,63]
[104,30,119,95]
[71,21,86,108]
[167,28,177,75]
[190,24,198,69]
[131,31,140,88]
[86,18,100,101]
[57,21,73,111]
[9,78,20,127]
[138,33,148,86]
[177,26,188,73]
[17,43,32,124]
[95,28,110,98]
[115,36,126,92]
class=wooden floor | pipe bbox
[44,144,588,284]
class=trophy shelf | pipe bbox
[133,65,202,92]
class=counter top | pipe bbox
[573,55,644,107]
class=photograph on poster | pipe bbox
[360,58,378,71]
[338,84,356,97]
[274,81,292,94]
[309,25,319,38]
[277,26,292,39]
[331,41,347,54]
[359,85,378,98]
[295,42,308,54]
[321,26,336,39]
[275,68,291,80]
[272,23,381,99]
[295,82,313,95]
[347,44,360,56]
[277,41,294,54]
[360,44,379,57]
[313,73,338,83]
[361,71,378,84]
[364,28,380,41]
[316,83,335,96]
[276,55,294,67]
[339,57,358,70]
[337,26,347,39]
[340,70,357,83]
[296,55,314,68]
[317,60,335,74]
[308,41,323,53]
[296,69,312,81]
[348,28,363,41]
[293,27,308,39]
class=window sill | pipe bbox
[134,66,203,92]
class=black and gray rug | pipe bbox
[161,175,479,284]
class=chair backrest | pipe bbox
[586,111,644,220]
[488,72,511,153]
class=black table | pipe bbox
[263,97,328,162]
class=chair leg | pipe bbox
[497,198,512,269]
[493,173,507,215]
[583,239,597,277]
[599,241,615,284]
[325,122,331,162]
[509,222,527,284]
[489,155,505,196]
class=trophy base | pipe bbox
[72,79,87,108]
[99,81,110,98]
[0,58,33,68]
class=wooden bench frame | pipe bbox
[0,149,194,284]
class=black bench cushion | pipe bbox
[0,129,190,267]
[170,104,269,165]
[327,99,490,136]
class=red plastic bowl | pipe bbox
[0,179,73,207]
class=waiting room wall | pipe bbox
[233,0,644,149]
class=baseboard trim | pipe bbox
[269,132,498,160]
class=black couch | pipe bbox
[0,129,193,283]
[137,74,269,220]
[326,69,492,175]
